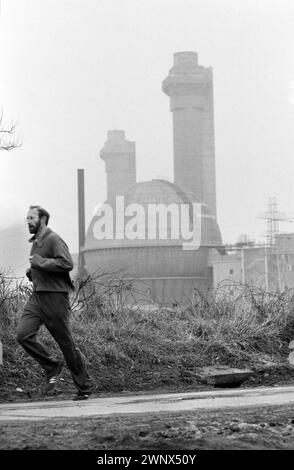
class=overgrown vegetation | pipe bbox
[1,271,294,399]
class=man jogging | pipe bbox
[16,205,95,400]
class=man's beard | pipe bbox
[28,219,41,234]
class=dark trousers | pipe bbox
[16,291,94,394]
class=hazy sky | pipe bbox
[1,0,294,253]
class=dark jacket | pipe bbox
[28,228,74,292]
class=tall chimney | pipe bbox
[162,52,217,217]
[100,130,136,201]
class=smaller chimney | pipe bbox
[100,130,136,201]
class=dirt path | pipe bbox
[1,385,294,450]
[1,403,294,450]
[1,385,294,421]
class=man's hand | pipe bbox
[29,254,44,268]
[26,268,32,282]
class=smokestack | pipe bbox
[162,51,217,217]
[100,130,136,201]
[77,168,85,275]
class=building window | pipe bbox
[229,269,234,275]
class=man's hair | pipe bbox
[29,205,50,225]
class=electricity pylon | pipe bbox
[258,197,294,246]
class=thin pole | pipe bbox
[77,169,85,275]
[241,248,245,284]
[265,246,269,292]
[276,247,281,292]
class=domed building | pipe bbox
[83,52,223,304]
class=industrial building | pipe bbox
[212,233,294,296]
[83,51,223,304]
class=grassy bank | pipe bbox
[1,273,294,399]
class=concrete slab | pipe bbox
[1,385,294,422]
[195,365,253,387]
[288,351,294,366]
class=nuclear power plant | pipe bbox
[83,52,223,303]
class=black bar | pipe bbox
[0,450,291,468]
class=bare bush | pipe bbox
[0,270,31,328]
[70,268,152,318]
[0,112,21,151]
